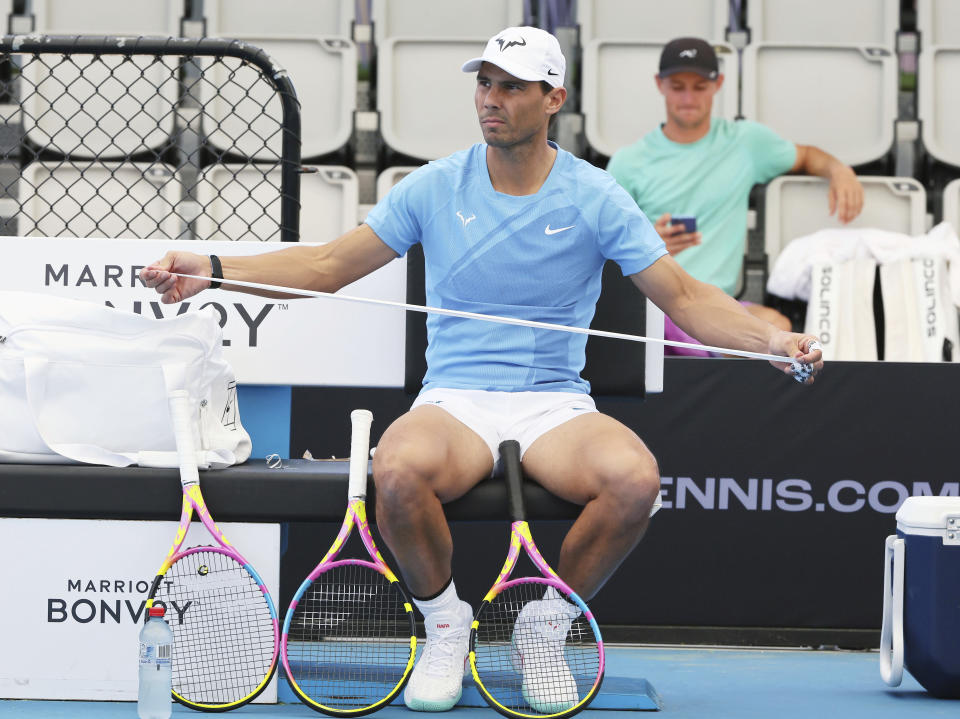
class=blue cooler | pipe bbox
[880,496,960,697]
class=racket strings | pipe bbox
[286,563,415,710]
[155,549,276,705]
[474,582,601,717]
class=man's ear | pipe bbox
[714,73,725,91]
[547,86,567,115]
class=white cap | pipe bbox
[461,26,566,88]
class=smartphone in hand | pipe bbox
[669,215,697,233]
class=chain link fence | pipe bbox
[0,35,301,242]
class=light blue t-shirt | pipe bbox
[365,142,666,394]
[607,118,796,295]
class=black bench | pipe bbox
[0,459,581,523]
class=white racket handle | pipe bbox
[168,390,200,487]
[348,409,373,500]
[170,272,798,365]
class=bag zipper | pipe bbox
[1,322,210,355]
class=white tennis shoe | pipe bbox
[404,600,473,711]
[511,595,580,714]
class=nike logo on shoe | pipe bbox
[544,224,575,235]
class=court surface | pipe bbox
[1,644,953,719]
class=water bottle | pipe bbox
[138,605,172,719]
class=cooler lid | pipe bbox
[896,496,960,530]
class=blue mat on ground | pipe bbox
[278,670,661,711]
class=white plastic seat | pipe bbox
[763,176,927,268]
[917,0,960,47]
[371,0,522,160]
[371,0,523,42]
[577,0,728,43]
[194,164,358,243]
[747,0,898,45]
[581,40,737,158]
[741,43,897,168]
[205,0,354,37]
[377,37,486,160]
[918,46,960,168]
[198,36,357,160]
[32,0,179,33]
[376,166,420,202]
[18,161,183,239]
[21,52,179,161]
[204,1,357,160]
[943,178,960,231]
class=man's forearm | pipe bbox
[667,283,780,355]
[218,244,335,299]
[795,144,853,180]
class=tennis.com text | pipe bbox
[43,263,277,347]
[47,578,192,625]
[658,476,958,514]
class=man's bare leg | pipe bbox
[522,412,660,599]
[373,405,493,711]
[372,404,493,596]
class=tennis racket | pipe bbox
[281,409,417,715]
[470,440,604,719]
[147,390,280,711]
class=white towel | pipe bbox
[767,222,960,307]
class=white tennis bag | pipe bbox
[0,290,251,468]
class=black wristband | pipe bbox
[209,254,223,290]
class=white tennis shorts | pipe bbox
[411,388,598,464]
[411,388,663,517]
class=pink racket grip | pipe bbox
[348,409,373,499]
[168,390,200,487]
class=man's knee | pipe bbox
[372,441,437,512]
[593,445,661,518]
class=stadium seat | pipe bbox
[300,166,360,239]
[746,0,898,45]
[371,0,523,42]
[917,0,960,48]
[205,1,357,160]
[581,40,737,158]
[763,175,927,269]
[377,37,487,160]
[943,178,960,231]
[31,0,179,34]
[21,52,179,161]
[918,46,960,169]
[741,43,897,168]
[205,0,354,37]
[194,164,358,243]
[376,166,419,201]
[372,0,523,161]
[576,0,728,43]
[17,161,183,239]
[197,35,357,160]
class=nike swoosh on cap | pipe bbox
[544,224,575,235]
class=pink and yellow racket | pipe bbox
[281,409,417,715]
[470,440,604,719]
[147,390,279,711]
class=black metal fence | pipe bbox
[0,35,301,242]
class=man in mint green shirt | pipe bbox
[608,37,864,343]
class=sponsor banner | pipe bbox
[288,358,958,633]
[0,236,407,386]
[0,518,280,701]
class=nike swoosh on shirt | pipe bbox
[544,224,575,235]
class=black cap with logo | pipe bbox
[658,37,719,80]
